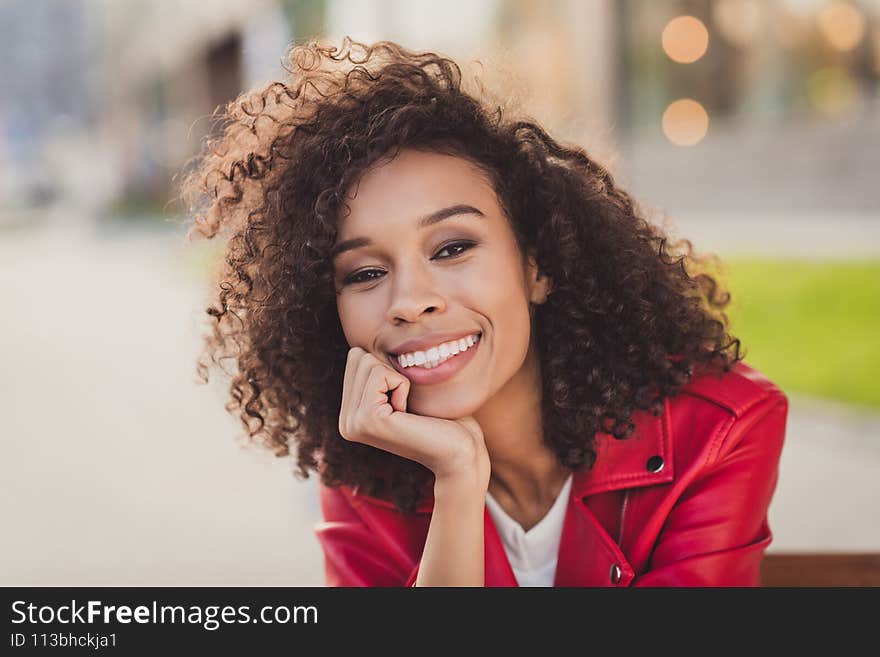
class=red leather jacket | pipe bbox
[315,361,788,586]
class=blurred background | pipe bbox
[2,0,878,585]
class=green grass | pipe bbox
[721,259,880,409]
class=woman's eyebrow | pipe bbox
[330,204,485,259]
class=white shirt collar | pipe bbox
[485,473,573,575]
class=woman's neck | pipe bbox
[474,337,571,524]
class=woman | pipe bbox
[181,38,788,587]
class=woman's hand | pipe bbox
[338,347,490,487]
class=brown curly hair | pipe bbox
[180,37,742,515]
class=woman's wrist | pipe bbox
[419,465,487,587]
[433,466,490,501]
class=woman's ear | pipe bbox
[526,250,553,305]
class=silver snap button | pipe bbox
[610,563,622,584]
[646,455,664,473]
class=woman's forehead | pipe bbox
[337,149,498,234]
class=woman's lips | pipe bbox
[387,335,481,385]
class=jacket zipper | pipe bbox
[617,490,629,545]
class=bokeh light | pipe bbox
[713,0,765,47]
[816,1,866,52]
[662,16,709,63]
[662,99,709,146]
[806,66,858,114]
[772,6,809,48]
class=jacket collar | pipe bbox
[571,403,675,498]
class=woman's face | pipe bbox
[332,148,550,419]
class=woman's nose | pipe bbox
[386,265,447,324]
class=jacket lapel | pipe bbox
[484,505,520,586]
[553,405,675,586]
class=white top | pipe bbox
[484,473,573,587]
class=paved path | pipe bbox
[659,211,880,261]
[1,221,877,585]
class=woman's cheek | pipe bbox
[336,298,366,347]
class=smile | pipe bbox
[387,332,482,385]
[395,333,481,369]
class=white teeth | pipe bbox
[395,333,480,369]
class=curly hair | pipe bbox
[180,37,742,515]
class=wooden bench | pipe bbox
[761,553,880,587]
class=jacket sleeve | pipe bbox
[314,482,422,587]
[632,394,789,586]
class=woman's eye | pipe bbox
[341,241,475,287]
[435,242,474,258]
[343,269,384,286]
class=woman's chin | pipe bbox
[406,394,482,421]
